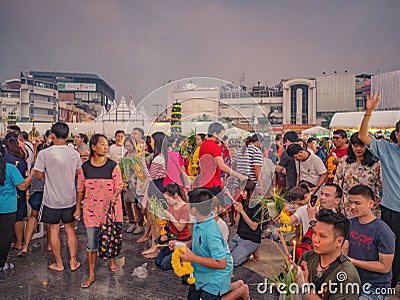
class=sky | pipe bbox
[1,0,399,117]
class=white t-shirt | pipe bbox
[24,141,34,172]
[293,205,312,234]
[34,145,82,209]
[295,152,327,186]
[109,144,125,163]
[217,217,229,243]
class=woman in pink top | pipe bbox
[76,134,123,288]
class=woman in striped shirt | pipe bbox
[138,132,167,258]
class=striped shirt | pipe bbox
[148,155,166,181]
[233,147,252,177]
[246,145,263,183]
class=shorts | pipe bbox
[188,284,221,300]
[28,192,44,211]
[86,227,100,252]
[16,190,27,221]
[39,205,76,224]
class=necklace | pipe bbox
[317,257,333,278]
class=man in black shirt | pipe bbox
[275,131,299,190]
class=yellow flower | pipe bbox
[171,248,196,283]
[280,211,290,224]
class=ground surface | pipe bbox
[0,222,278,299]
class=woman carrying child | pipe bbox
[228,179,262,267]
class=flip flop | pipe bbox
[17,250,27,257]
[70,262,81,271]
[80,279,95,288]
[109,266,118,272]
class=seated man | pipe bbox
[288,183,342,235]
[297,209,361,299]
[342,185,395,300]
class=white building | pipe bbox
[167,82,220,122]
[20,75,58,122]
[371,69,400,111]
[0,79,21,121]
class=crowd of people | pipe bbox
[0,93,399,299]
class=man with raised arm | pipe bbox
[358,92,400,288]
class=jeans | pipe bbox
[228,234,260,267]
[360,288,389,300]
[155,248,173,270]
[0,212,16,268]
[381,206,400,288]
[86,227,100,252]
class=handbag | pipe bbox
[98,206,123,259]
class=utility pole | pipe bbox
[153,103,162,122]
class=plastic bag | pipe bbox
[132,263,148,279]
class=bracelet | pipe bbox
[364,112,372,117]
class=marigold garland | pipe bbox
[171,248,196,284]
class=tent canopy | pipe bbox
[224,127,250,138]
[330,111,400,129]
[301,126,330,136]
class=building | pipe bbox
[0,79,21,122]
[27,71,115,117]
[20,74,58,122]
[167,82,220,123]
[371,69,400,111]
[355,74,372,112]
[1,74,96,123]
[96,96,151,124]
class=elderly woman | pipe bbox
[334,132,382,217]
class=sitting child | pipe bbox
[178,188,249,300]
[228,179,262,267]
[155,183,192,270]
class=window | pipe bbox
[2,107,7,112]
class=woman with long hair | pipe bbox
[154,183,191,270]
[228,179,262,266]
[76,134,123,288]
[137,132,166,258]
[188,133,206,176]
[4,132,28,250]
[334,132,382,217]
[0,142,33,271]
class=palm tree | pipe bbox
[191,114,211,122]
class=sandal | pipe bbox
[80,279,96,288]
[141,247,156,255]
[0,262,15,271]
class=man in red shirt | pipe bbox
[327,129,348,183]
[197,122,247,198]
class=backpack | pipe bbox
[295,227,313,262]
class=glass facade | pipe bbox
[290,84,308,124]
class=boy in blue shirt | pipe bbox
[178,189,249,300]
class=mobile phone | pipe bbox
[310,194,318,207]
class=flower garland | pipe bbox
[279,209,295,232]
[171,248,196,284]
